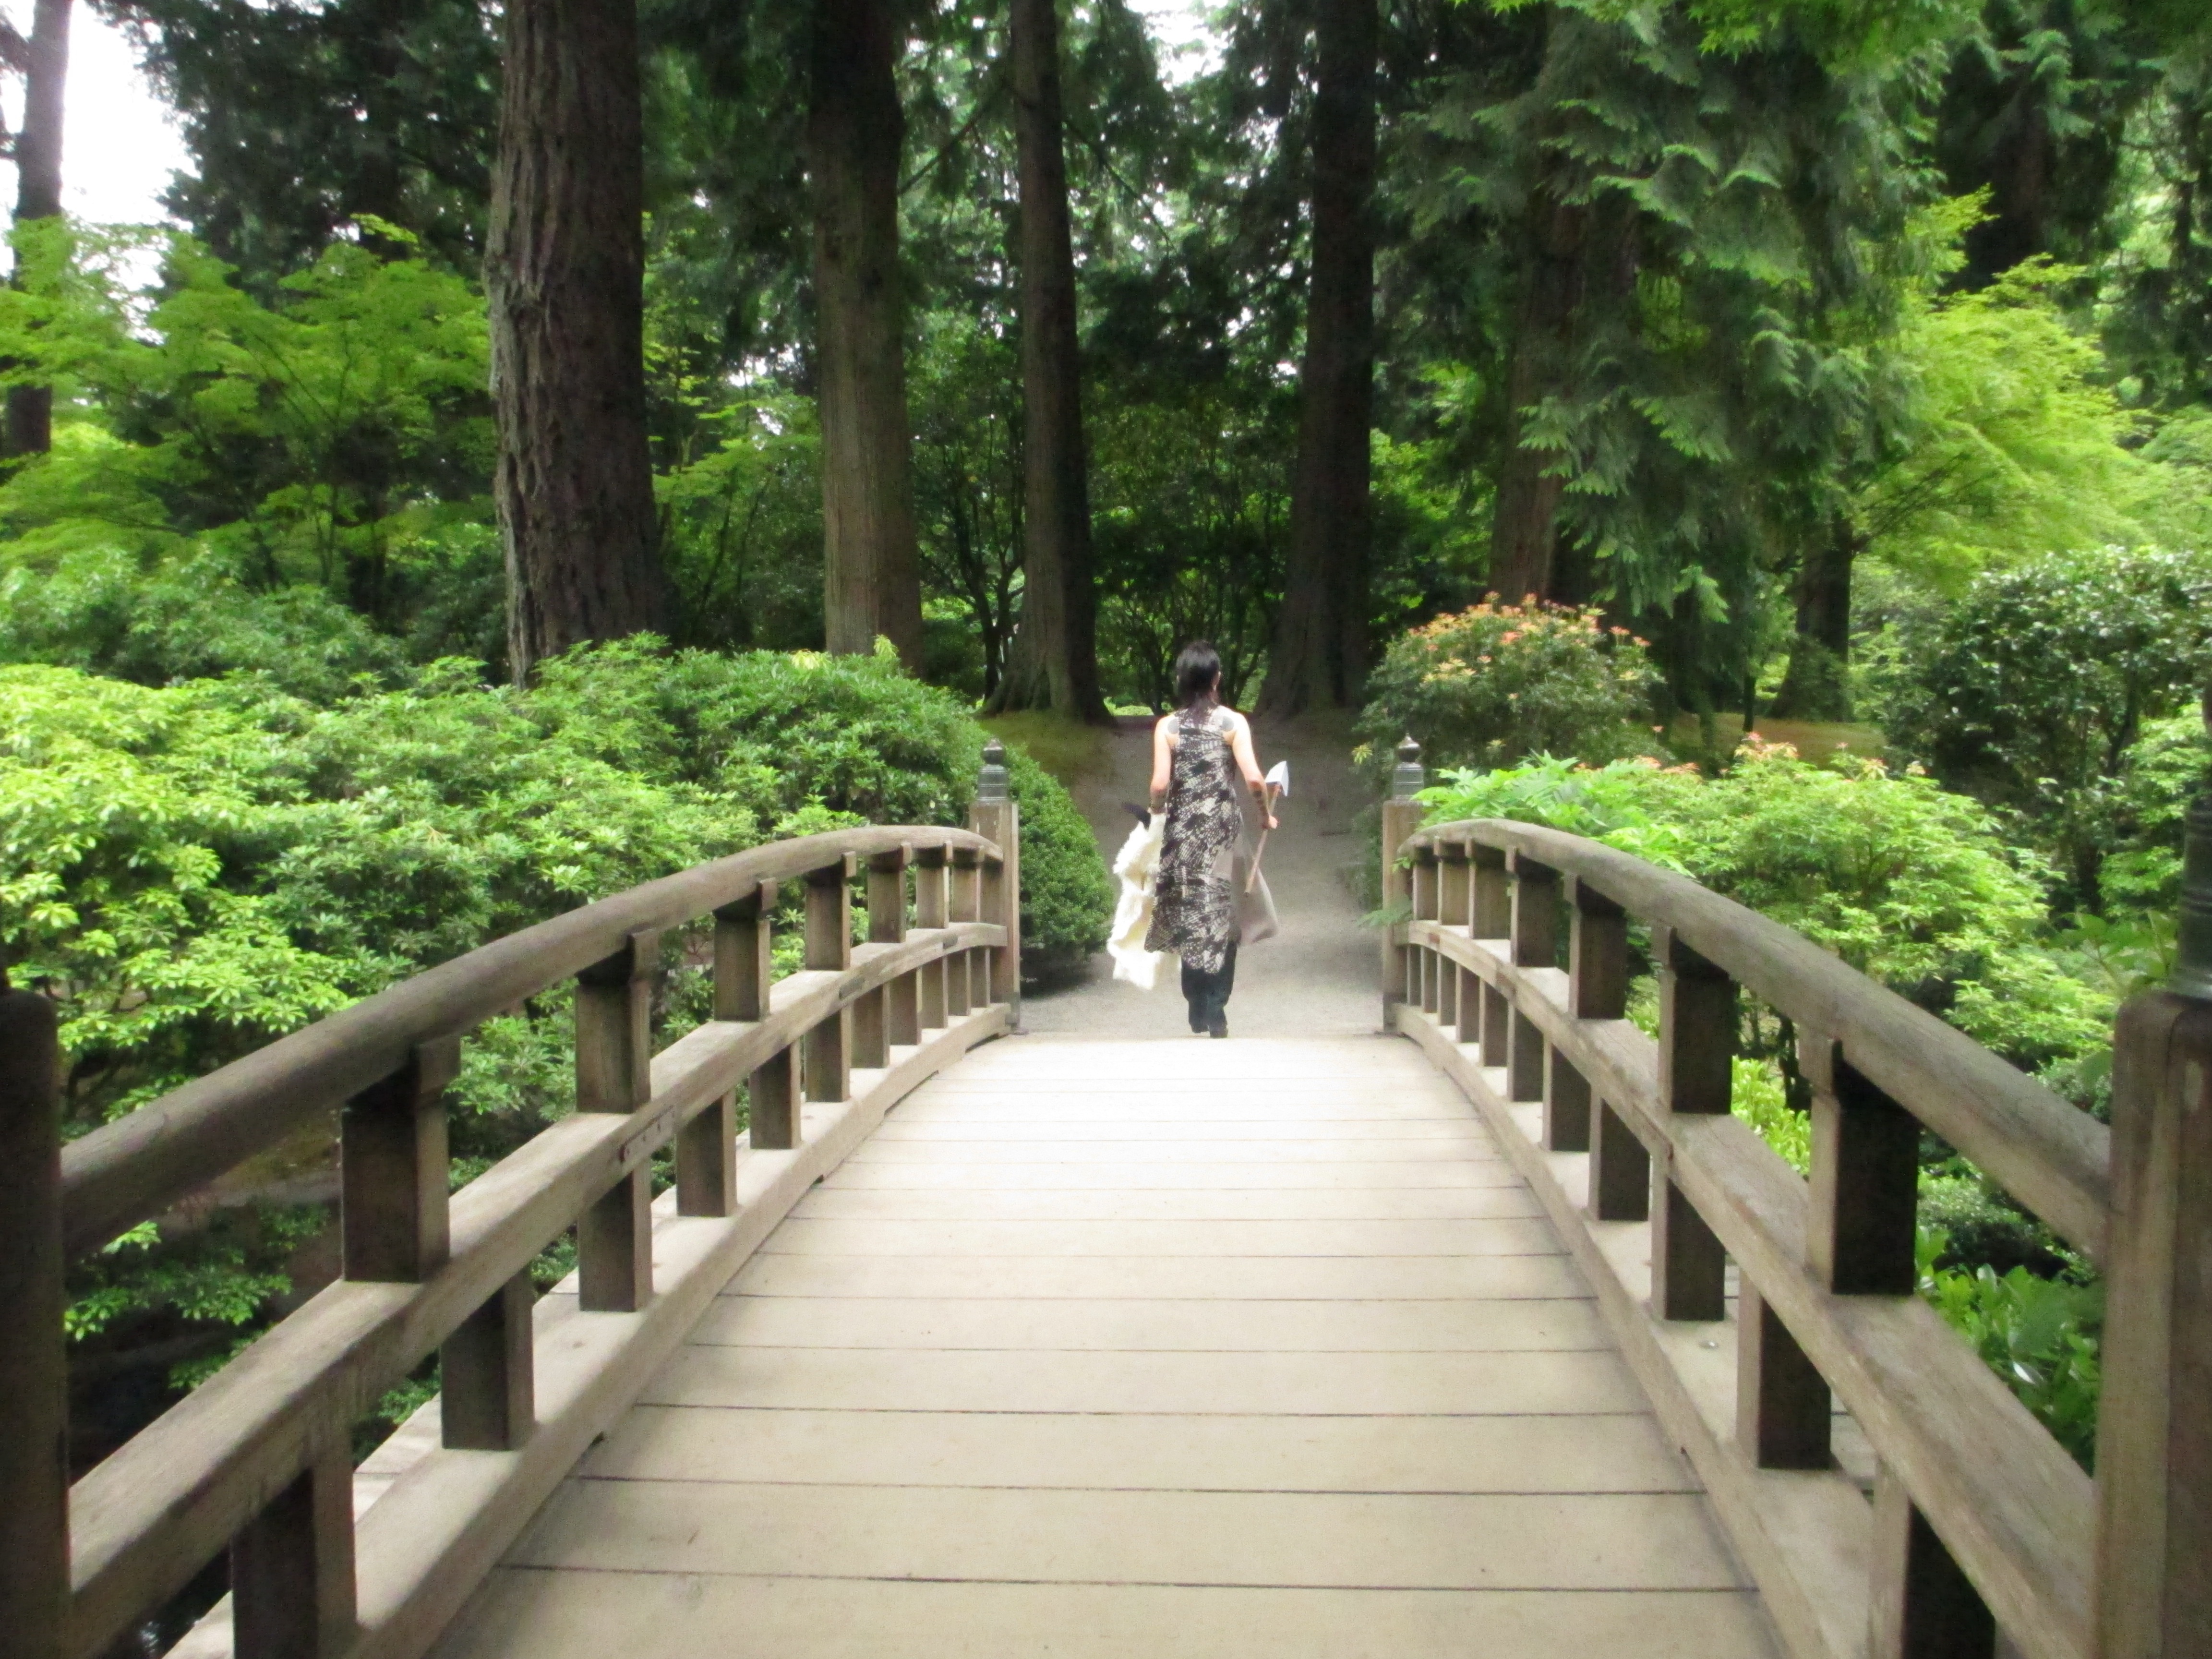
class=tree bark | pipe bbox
[992,0,1107,721]
[1256,0,1377,719]
[1488,188,1584,607]
[809,0,924,671]
[6,0,71,458]
[1770,521,1859,721]
[487,0,663,685]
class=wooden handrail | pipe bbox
[1399,817,2111,1258]
[60,824,1003,1257]
[0,740,1024,1659]
[1371,734,2177,1659]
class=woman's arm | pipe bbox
[1148,717,1174,811]
[1227,714,1276,830]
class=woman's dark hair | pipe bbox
[1173,640,1224,712]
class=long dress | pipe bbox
[1143,708,1246,975]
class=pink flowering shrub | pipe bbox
[1355,597,1658,776]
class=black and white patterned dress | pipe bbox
[1144,709,1245,975]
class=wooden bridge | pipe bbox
[3,738,2208,1659]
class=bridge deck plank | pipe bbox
[429,1035,1778,1659]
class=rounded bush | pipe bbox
[1356,599,1657,780]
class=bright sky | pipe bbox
[0,4,188,232]
[17,0,1215,235]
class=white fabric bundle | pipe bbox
[1107,813,1168,990]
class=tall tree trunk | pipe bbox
[809,0,924,670]
[992,0,1107,720]
[6,0,70,457]
[487,0,662,685]
[1490,179,1639,607]
[1488,189,1583,606]
[1256,0,1377,719]
[1770,521,1859,721]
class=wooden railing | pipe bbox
[1377,735,2211,1659]
[0,743,1021,1659]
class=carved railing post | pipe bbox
[1380,736,1424,1020]
[575,928,659,1313]
[2095,698,2212,1658]
[0,977,66,1659]
[971,738,1021,1020]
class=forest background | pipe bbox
[1,0,2211,1540]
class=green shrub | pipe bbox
[6,642,1109,1399]
[1418,745,2109,1071]
[0,547,407,699]
[1356,599,1658,781]
[1918,1230,2102,1470]
[1873,545,2212,914]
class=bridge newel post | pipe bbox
[1504,851,1556,1104]
[972,738,1021,1022]
[948,848,981,1017]
[853,848,909,1070]
[803,856,855,1106]
[1380,736,1424,1022]
[0,979,67,1659]
[914,844,950,1031]
[575,928,660,1313]
[2093,721,2212,1658]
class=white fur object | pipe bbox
[1107,814,1168,990]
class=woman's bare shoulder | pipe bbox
[1219,707,1252,734]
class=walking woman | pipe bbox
[1144,641,1277,1037]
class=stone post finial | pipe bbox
[1392,735,1425,802]
[2172,688,2212,1001]
[977,736,1011,805]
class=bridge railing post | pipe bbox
[803,857,855,1105]
[1548,875,1623,1155]
[0,976,67,1659]
[575,928,659,1312]
[914,844,950,1031]
[1650,925,1730,1324]
[1436,840,1469,1032]
[1471,844,1510,1067]
[971,737,1021,1023]
[1504,850,1556,1106]
[948,848,980,1018]
[1380,736,1424,1023]
[854,848,908,1070]
[1411,844,1440,1013]
[2093,733,2212,1659]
